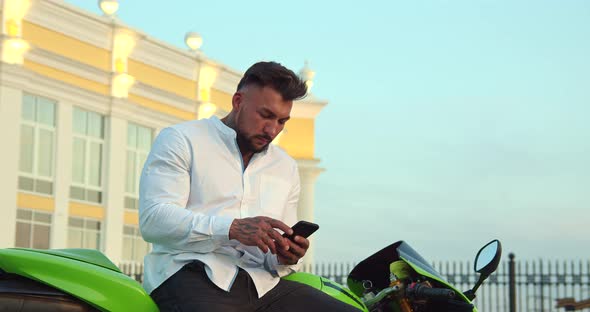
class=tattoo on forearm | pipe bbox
[231,218,268,241]
[229,217,291,255]
[236,221,258,236]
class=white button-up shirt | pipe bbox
[139,116,301,297]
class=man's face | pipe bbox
[233,85,293,153]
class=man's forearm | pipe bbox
[140,202,233,252]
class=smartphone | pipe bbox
[283,220,319,240]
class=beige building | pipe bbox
[0,0,326,266]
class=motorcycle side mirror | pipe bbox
[464,239,502,301]
[474,240,502,275]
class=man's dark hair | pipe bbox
[237,61,307,101]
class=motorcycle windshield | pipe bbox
[347,241,447,297]
[396,241,445,282]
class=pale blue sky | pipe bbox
[67,0,590,262]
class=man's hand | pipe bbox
[277,235,309,265]
[229,216,293,254]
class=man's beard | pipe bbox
[237,132,271,153]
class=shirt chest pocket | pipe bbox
[258,175,291,219]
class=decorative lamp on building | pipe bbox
[1,0,32,65]
[98,0,119,17]
[111,29,137,98]
[299,60,316,93]
[196,65,219,119]
[185,32,218,120]
[185,32,203,54]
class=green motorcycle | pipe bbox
[0,240,501,311]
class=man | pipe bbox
[139,62,358,311]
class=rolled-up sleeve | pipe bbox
[139,127,234,252]
[264,163,302,276]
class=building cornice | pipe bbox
[296,158,322,169]
[1,62,186,129]
[1,62,109,112]
[212,65,242,95]
[0,63,35,91]
[110,98,184,130]
[25,0,113,50]
[131,81,197,114]
[26,48,110,85]
[292,97,328,119]
[129,37,244,96]
[131,38,197,81]
[296,158,325,181]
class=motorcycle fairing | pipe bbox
[283,271,367,311]
[399,254,476,312]
[347,241,476,311]
[13,248,120,272]
[0,248,158,312]
[396,243,474,308]
[347,241,405,297]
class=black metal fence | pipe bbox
[119,261,144,283]
[504,254,590,312]
[121,254,590,312]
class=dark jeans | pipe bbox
[151,261,361,312]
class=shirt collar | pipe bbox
[209,116,271,157]
[210,116,236,139]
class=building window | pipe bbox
[18,93,56,195]
[71,107,105,204]
[122,225,150,262]
[67,217,102,250]
[15,209,52,249]
[125,123,153,210]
